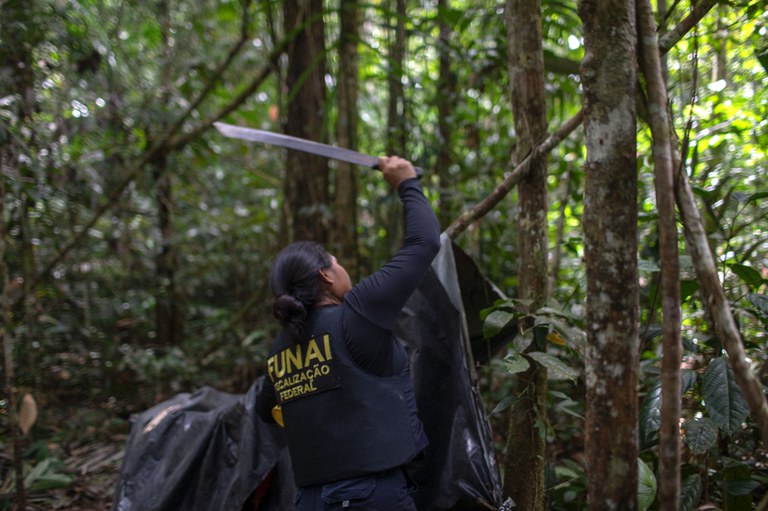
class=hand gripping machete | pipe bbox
[214,122,423,179]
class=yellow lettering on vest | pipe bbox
[267,355,276,381]
[322,334,332,360]
[272,352,285,378]
[304,338,324,366]
[285,345,303,373]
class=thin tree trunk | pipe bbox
[636,0,682,507]
[1,1,40,505]
[549,167,572,297]
[382,0,408,259]
[1,149,25,511]
[154,156,179,346]
[579,0,639,509]
[436,0,457,229]
[386,0,407,156]
[283,0,330,243]
[503,0,549,509]
[332,0,360,276]
[154,1,179,347]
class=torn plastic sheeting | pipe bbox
[396,233,502,509]
[113,234,503,510]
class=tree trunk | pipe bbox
[1,1,40,505]
[283,0,330,243]
[503,0,549,509]
[637,0,682,506]
[386,0,407,156]
[154,155,180,347]
[436,0,457,229]
[153,1,179,347]
[332,0,360,277]
[578,0,639,509]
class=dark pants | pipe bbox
[294,468,417,510]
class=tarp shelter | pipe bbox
[113,234,505,510]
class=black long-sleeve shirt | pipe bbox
[257,178,440,420]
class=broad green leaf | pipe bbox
[527,351,579,381]
[725,479,761,496]
[502,352,530,375]
[637,458,657,511]
[729,263,764,290]
[639,384,662,449]
[483,310,516,339]
[683,417,718,455]
[680,475,703,511]
[639,370,697,449]
[702,357,750,435]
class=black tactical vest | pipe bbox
[266,305,427,487]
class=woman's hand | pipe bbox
[379,156,417,189]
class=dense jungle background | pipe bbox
[1,0,768,509]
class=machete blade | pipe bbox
[214,122,380,169]
[214,122,423,178]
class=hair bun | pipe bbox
[273,293,308,340]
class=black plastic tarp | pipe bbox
[113,234,504,510]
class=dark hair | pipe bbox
[270,241,332,342]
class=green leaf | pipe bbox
[483,309,516,339]
[639,370,697,449]
[491,395,514,415]
[639,383,662,449]
[683,417,718,455]
[637,458,657,511]
[702,357,750,435]
[680,280,699,303]
[729,263,764,290]
[502,352,530,375]
[680,474,703,511]
[513,329,534,353]
[726,479,761,496]
[527,351,579,381]
[29,473,74,491]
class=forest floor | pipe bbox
[16,438,123,511]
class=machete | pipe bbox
[213,122,423,179]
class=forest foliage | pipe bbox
[1,0,768,509]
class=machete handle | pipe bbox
[372,158,424,180]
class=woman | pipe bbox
[256,156,441,510]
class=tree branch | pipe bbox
[445,110,583,239]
